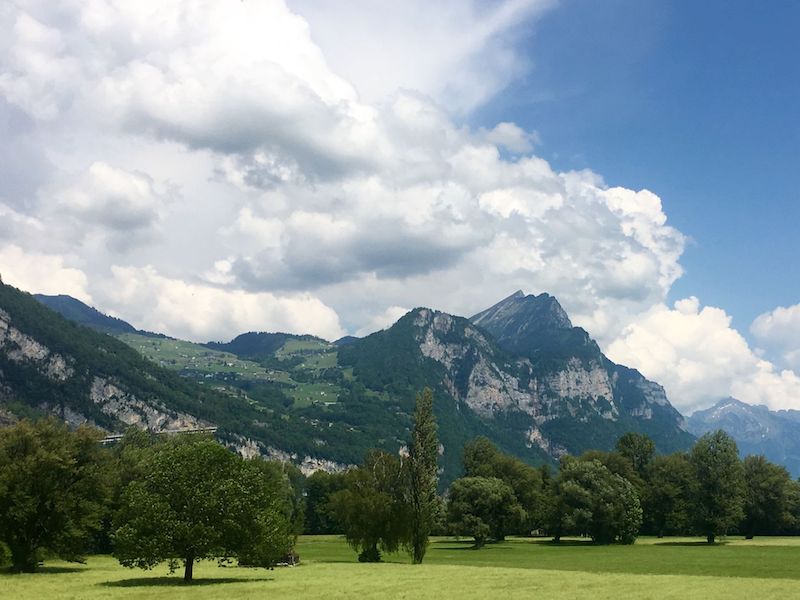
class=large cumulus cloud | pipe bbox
[0,0,797,411]
[607,298,800,413]
[752,304,800,372]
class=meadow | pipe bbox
[4,535,800,599]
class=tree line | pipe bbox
[309,430,800,550]
[3,386,800,579]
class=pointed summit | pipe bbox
[469,291,603,361]
[471,290,572,334]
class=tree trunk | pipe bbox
[9,542,38,573]
[707,534,715,544]
[184,556,194,582]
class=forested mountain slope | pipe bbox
[1,282,694,481]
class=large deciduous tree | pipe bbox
[447,476,525,547]
[328,450,409,562]
[689,430,745,544]
[741,455,791,539]
[642,453,694,537]
[548,458,642,545]
[615,432,656,476]
[406,387,439,564]
[113,436,293,582]
[0,419,109,572]
[304,470,346,534]
[463,436,546,533]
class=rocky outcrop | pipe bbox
[90,376,206,432]
[0,309,74,381]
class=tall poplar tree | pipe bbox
[406,387,439,564]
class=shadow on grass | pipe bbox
[531,540,596,547]
[102,576,275,588]
[1,566,86,575]
[654,541,730,547]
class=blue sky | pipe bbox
[473,0,800,333]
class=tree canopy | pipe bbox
[112,435,293,581]
[0,419,109,572]
[447,476,525,546]
[690,430,745,544]
[328,450,409,562]
[549,458,642,545]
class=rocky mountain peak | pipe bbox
[471,290,573,338]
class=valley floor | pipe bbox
[4,535,800,599]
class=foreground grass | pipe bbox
[4,536,800,599]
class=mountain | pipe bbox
[35,294,139,335]
[688,397,800,477]
[206,332,328,361]
[469,291,694,456]
[2,283,220,433]
[2,281,694,481]
[0,281,410,471]
[34,294,166,339]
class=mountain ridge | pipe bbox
[688,397,800,477]
[2,283,695,480]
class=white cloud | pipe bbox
[48,162,168,243]
[288,0,554,113]
[481,122,540,153]
[0,0,686,345]
[606,298,800,414]
[355,305,411,338]
[2,0,797,414]
[752,304,800,371]
[95,265,344,342]
[0,244,92,302]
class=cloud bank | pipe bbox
[0,0,797,413]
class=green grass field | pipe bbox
[4,535,800,599]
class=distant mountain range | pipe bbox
[688,397,800,477]
[2,280,695,480]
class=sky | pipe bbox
[0,0,798,415]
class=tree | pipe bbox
[447,476,525,547]
[113,436,293,582]
[689,430,745,544]
[328,450,409,562]
[463,436,546,533]
[741,455,791,539]
[642,453,694,537]
[615,433,656,476]
[406,387,439,563]
[0,419,109,572]
[549,458,642,545]
[304,470,346,534]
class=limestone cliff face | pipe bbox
[89,376,206,432]
[408,294,692,458]
[0,298,211,435]
[412,307,624,456]
[0,309,74,381]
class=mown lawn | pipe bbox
[3,536,800,599]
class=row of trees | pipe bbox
[4,388,800,576]
[311,430,800,551]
